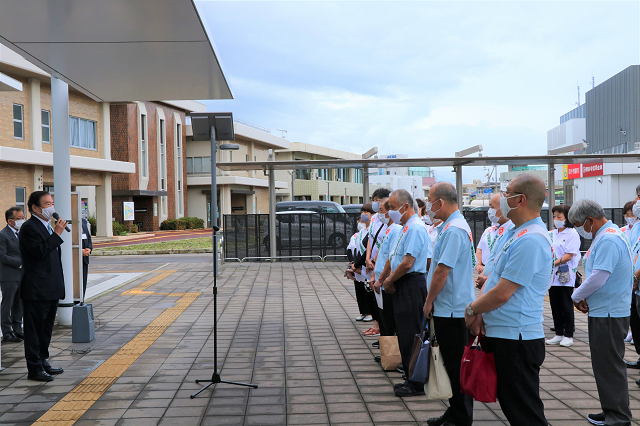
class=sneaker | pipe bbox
[363,315,374,322]
[545,335,563,345]
[625,331,633,342]
[356,315,365,321]
[559,337,573,347]
[587,412,605,425]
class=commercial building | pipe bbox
[186,121,289,227]
[0,44,135,235]
[274,142,382,205]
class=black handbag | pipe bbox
[574,271,583,288]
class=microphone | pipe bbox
[52,213,71,233]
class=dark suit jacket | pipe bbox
[19,216,65,301]
[0,225,23,282]
[81,218,92,265]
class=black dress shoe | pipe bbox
[397,364,404,374]
[427,416,448,426]
[44,366,64,375]
[28,371,54,382]
[394,385,425,397]
[625,358,640,369]
[636,379,640,388]
[2,332,22,343]
[372,341,380,348]
[374,355,381,363]
[394,380,408,390]
[14,330,24,339]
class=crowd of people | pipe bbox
[345,174,640,426]
[0,190,92,382]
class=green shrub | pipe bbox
[112,222,128,236]
[87,216,97,236]
[160,217,205,230]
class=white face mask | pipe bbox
[12,219,24,231]
[357,223,366,232]
[554,220,565,229]
[379,214,389,225]
[425,199,442,220]
[388,205,405,224]
[40,205,55,221]
[487,208,500,224]
[576,223,593,239]
[633,201,640,218]
[360,213,370,223]
[422,215,432,225]
[626,217,638,227]
[499,193,520,218]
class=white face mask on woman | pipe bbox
[554,220,565,229]
[633,201,640,218]
[625,217,638,227]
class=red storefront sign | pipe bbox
[566,164,581,179]
[582,163,604,177]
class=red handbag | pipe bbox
[460,336,497,403]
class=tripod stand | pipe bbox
[190,123,258,399]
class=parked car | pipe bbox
[342,204,363,214]
[276,201,346,213]
[263,210,352,251]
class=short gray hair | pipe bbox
[392,189,414,209]
[430,182,457,204]
[636,184,640,196]
[568,199,605,224]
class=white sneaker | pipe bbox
[356,315,365,321]
[559,337,573,347]
[363,315,373,322]
[545,335,563,345]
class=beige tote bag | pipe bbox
[425,324,453,400]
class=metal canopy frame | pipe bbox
[218,152,640,232]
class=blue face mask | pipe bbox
[360,213,370,223]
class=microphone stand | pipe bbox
[191,126,258,399]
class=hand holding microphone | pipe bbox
[52,212,70,235]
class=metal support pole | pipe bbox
[52,77,73,325]
[455,166,463,211]
[548,165,556,230]
[268,159,276,261]
[363,165,370,203]
[210,127,218,271]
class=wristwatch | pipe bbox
[466,304,476,316]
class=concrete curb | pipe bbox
[92,248,214,256]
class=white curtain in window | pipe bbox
[69,117,80,147]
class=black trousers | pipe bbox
[589,316,632,426]
[354,281,371,316]
[378,291,396,336]
[0,280,22,335]
[630,294,640,356]
[433,316,473,426]
[483,336,547,426]
[83,262,89,297]
[392,273,427,389]
[548,286,574,337]
[22,299,58,375]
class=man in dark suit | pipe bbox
[81,216,92,298]
[20,191,67,382]
[0,207,25,343]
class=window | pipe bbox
[141,114,148,177]
[69,116,97,149]
[246,154,249,162]
[186,157,211,174]
[317,168,330,180]
[337,168,350,182]
[13,104,23,139]
[15,187,25,209]
[354,169,363,184]
[176,123,183,215]
[295,169,310,180]
[159,119,166,190]
[42,110,51,143]
[229,151,233,162]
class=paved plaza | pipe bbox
[0,255,639,425]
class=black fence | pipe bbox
[222,209,625,261]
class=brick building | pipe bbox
[109,101,200,231]
[0,44,135,235]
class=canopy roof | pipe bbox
[216,153,640,171]
[0,0,232,102]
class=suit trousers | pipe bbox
[378,290,396,336]
[483,336,547,426]
[589,316,632,426]
[433,316,473,426]
[354,281,371,316]
[23,299,58,375]
[83,262,89,297]
[392,273,427,390]
[0,280,22,334]
[630,294,640,356]
[548,286,574,338]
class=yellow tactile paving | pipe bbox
[32,269,201,425]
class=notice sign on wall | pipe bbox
[582,163,604,177]
[123,202,135,221]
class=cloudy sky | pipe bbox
[197,1,640,183]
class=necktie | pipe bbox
[47,224,53,235]
[15,231,19,239]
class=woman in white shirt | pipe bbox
[621,200,637,242]
[546,205,582,348]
